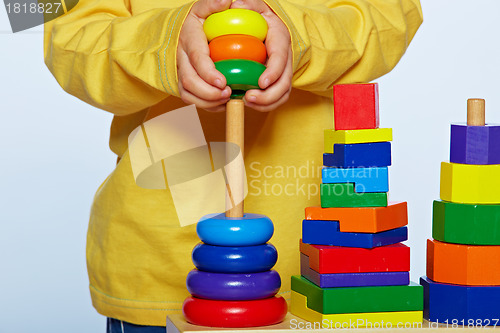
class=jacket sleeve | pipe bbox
[43,0,195,116]
[264,0,423,96]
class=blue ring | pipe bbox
[197,213,274,246]
[186,269,281,300]
[192,243,278,273]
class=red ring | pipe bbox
[183,295,288,327]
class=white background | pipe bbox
[1,1,500,332]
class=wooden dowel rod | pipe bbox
[225,99,245,218]
[467,98,485,126]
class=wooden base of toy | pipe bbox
[167,313,310,333]
[167,313,500,332]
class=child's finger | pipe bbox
[179,86,230,110]
[260,49,287,89]
[260,26,291,89]
[178,51,231,101]
[204,105,227,113]
[245,79,290,109]
[190,52,226,90]
[184,39,227,89]
[230,0,269,14]
[244,50,292,109]
[252,51,292,101]
[191,0,232,19]
[179,19,226,89]
[178,58,231,109]
[244,88,290,112]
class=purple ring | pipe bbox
[186,269,281,301]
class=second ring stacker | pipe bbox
[182,8,288,328]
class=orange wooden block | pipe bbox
[427,239,500,286]
[305,202,407,233]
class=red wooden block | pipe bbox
[182,296,287,327]
[300,240,410,274]
[333,83,379,130]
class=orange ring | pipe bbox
[209,34,267,64]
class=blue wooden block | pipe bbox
[303,219,407,248]
[321,167,388,192]
[323,142,392,168]
[421,276,500,324]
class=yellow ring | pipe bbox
[204,9,268,42]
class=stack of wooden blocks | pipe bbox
[421,99,500,325]
[290,83,424,328]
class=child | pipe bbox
[44,0,422,331]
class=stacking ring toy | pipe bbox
[197,213,273,246]
[186,269,281,300]
[192,243,277,273]
[183,296,288,327]
[215,59,266,98]
[209,34,267,63]
[203,8,268,42]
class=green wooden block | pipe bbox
[291,275,423,314]
[433,200,500,245]
[320,183,388,208]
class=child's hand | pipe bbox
[177,0,233,112]
[231,0,293,112]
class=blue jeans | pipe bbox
[107,318,165,333]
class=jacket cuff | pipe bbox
[262,0,308,74]
[157,2,196,97]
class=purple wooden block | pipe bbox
[300,253,409,288]
[450,123,500,165]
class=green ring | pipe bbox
[215,59,266,99]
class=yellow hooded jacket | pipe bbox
[44,0,422,326]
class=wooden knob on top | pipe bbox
[467,98,485,126]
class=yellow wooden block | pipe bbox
[324,128,393,153]
[440,162,500,204]
[290,291,423,329]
